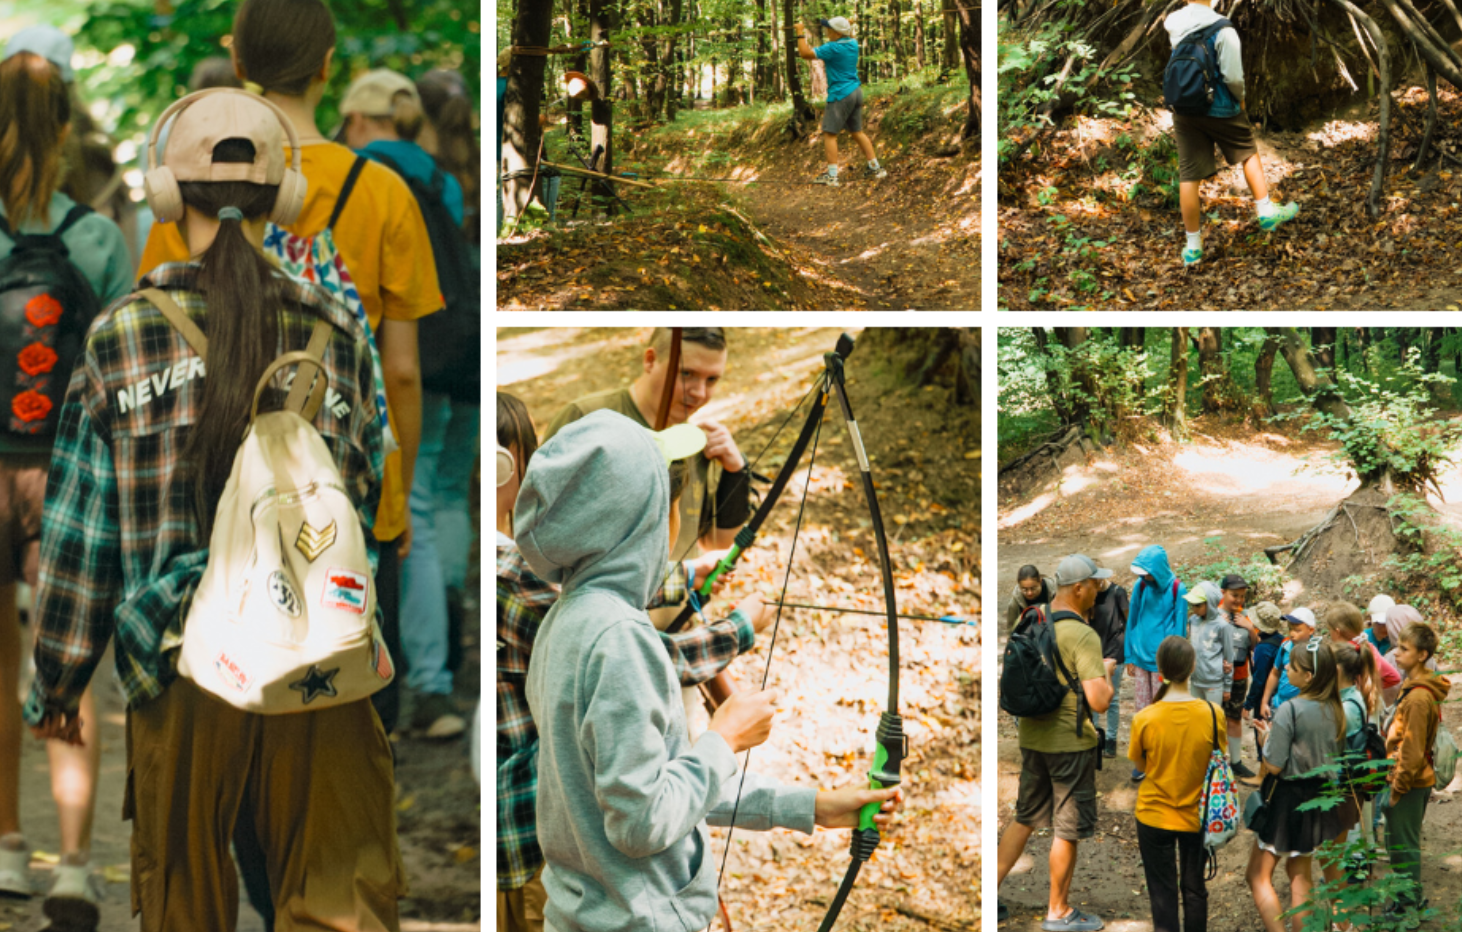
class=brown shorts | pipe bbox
[1174,110,1260,182]
[1224,679,1248,720]
[1015,746,1099,841]
[125,678,404,930]
[0,453,49,590]
[498,865,548,932]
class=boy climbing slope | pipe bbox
[795,17,886,186]
[1164,0,1299,267]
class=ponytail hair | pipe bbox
[176,139,315,532]
[1293,639,1347,747]
[417,69,479,238]
[1332,640,1378,720]
[0,52,71,227]
[386,90,424,142]
[1152,635,1195,704]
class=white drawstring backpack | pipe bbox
[143,288,394,713]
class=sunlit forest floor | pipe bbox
[999,86,1462,310]
[498,327,979,930]
[498,79,979,310]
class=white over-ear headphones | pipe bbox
[496,444,516,488]
[143,87,308,226]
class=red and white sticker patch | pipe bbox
[373,638,394,680]
[322,568,369,615]
[215,651,251,693]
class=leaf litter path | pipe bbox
[731,149,981,310]
[994,422,1462,932]
[498,327,980,931]
[999,88,1462,310]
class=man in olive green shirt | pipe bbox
[997,554,1116,932]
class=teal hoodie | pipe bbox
[518,410,816,932]
[1126,545,1188,673]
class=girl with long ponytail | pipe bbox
[1127,635,1224,932]
[1247,638,1350,932]
[0,46,131,917]
[24,88,398,927]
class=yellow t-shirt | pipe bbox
[139,142,442,541]
[1128,697,1225,832]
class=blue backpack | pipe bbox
[1164,19,1241,117]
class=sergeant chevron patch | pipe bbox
[295,519,337,563]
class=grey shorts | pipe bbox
[823,88,864,134]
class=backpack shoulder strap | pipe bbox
[1208,700,1222,751]
[280,317,335,420]
[52,204,94,238]
[327,156,370,231]
[140,288,207,359]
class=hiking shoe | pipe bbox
[1130,768,1146,784]
[1258,201,1300,232]
[43,864,103,931]
[1104,737,1117,758]
[1182,246,1203,267]
[1043,908,1105,932]
[814,171,841,187]
[865,164,888,180]
[1232,761,1258,779]
[998,900,1010,923]
[0,837,30,898]
[413,693,466,740]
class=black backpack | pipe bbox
[1341,694,1390,803]
[0,205,101,438]
[1001,605,1092,737]
[369,152,480,403]
[1163,20,1233,116]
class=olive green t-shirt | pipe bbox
[543,387,717,566]
[1017,618,1107,754]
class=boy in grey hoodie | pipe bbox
[1184,580,1233,705]
[517,410,901,932]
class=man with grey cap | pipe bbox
[794,16,886,186]
[997,554,1115,932]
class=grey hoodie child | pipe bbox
[1188,580,1234,695]
[517,410,817,932]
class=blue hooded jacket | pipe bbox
[1125,545,1187,673]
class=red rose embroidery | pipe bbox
[11,390,51,423]
[25,294,62,329]
[17,343,57,377]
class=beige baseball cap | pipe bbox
[162,91,290,185]
[340,69,419,117]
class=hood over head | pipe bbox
[1126,544,1187,671]
[514,409,670,609]
[1193,580,1221,621]
[1132,545,1176,591]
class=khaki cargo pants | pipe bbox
[125,678,405,930]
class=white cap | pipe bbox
[1130,564,1149,576]
[1285,607,1318,629]
[822,16,854,35]
[1367,593,1396,626]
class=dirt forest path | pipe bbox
[3,613,482,931]
[733,156,981,310]
[498,326,981,932]
[995,426,1462,932]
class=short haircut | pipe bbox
[1324,601,1365,638]
[1401,623,1439,661]
[669,459,689,502]
[650,327,727,357]
[1017,565,1041,582]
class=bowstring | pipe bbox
[709,375,827,917]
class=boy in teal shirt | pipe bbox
[795,17,886,186]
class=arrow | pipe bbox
[768,600,976,626]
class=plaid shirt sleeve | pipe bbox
[661,609,755,687]
[23,357,122,726]
[647,560,688,610]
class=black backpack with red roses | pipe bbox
[0,205,101,438]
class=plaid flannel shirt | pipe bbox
[23,262,384,725]
[495,538,754,891]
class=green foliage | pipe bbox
[1271,348,1462,489]
[1174,542,1289,604]
[1114,130,1180,208]
[47,0,479,147]
[997,12,1138,165]
[1384,493,1462,609]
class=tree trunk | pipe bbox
[1054,327,1095,426]
[503,0,554,220]
[941,0,959,74]
[1267,327,1353,423]
[1120,327,1144,400]
[1031,328,1074,425]
[1311,327,1337,372]
[568,0,590,135]
[891,0,905,79]
[957,0,979,138]
[783,0,816,128]
[756,0,772,97]
[913,0,927,68]
[589,0,616,214]
[1254,332,1279,419]
[1165,328,1189,436]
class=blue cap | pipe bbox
[4,26,75,83]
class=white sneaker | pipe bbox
[0,839,31,898]
[814,171,841,187]
[44,863,103,931]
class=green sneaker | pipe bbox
[1182,245,1203,267]
[1258,201,1299,231]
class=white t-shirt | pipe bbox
[1165,3,1245,102]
